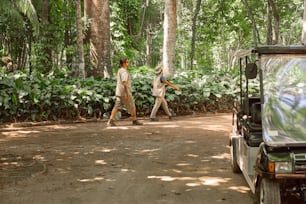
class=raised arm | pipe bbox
[164,80,180,91]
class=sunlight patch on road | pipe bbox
[106,126,129,130]
[186,182,201,187]
[121,168,135,172]
[181,124,230,131]
[172,169,182,173]
[1,130,40,139]
[148,175,231,188]
[199,125,229,131]
[95,147,116,153]
[33,154,46,161]
[95,160,107,165]
[138,148,160,153]
[0,125,78,142]
[78,177,104,183]
[185,140,196,144]
[199,176,231,186]
[147,175,194,182]
[160,124,180,128]
[176,163,191,166]
[56,167,70,174]
[211,153,230,160]
[228,186,250,193]
[186,154,199,158]
[105,126,143,130]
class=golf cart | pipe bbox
[229,46,306,203]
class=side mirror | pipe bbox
[245,63,257,79]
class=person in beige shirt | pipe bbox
[150,65,180,122]
[107,58,143,127]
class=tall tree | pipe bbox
[267,0,279,44]
[40,0,53,73]
[163,0,177,76]
[266,0,273,44]
[243,0,261,46]
[84,0,111,78]
[75,0,85,79]
[302,0,306,44]
[190,0,202,70]
[141,1,163,67]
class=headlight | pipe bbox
[274,162,292,173]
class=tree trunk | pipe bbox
[268,0,279,44]
[143,0,150,66]
[145,27,151,66]
[243,0,260,46]
[163,0,177,76]
[75,0,85,79]
[84,0,112,78]
[40,0,52,73]
[139,0,149,37]
[29,32,33,74]
[266,1,273,45]
[190,0,201,70]
[303,0,306,44]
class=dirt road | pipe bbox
[0,114,254,204]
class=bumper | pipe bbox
[275,174,306,179]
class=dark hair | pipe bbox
[119,58,128,67]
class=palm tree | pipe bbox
[0,0,39,71]
[15,0,39,33]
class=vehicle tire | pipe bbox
[230,138,240,173]
[255,178,281,204]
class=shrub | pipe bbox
[0,68,243,123]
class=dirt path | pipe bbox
[0,114,254,204]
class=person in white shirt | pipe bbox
[150,65,180,122]
[107,58,143,126]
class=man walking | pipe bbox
[107,58,143,127]
[150,65,180,121]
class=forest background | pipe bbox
[0,0,304,123]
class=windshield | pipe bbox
[262,55,306,146]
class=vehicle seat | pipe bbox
[243,97,260,116]
[250,102,262,125]
[246,132,263,147]
[242,98,263,147]
[243,97,262,131]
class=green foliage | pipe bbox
[110,1,141,65]
[1,0,305,76]
[0,0,32,68]
[0,0,300,122]
[0,68,243,123]
[0,70,115,122]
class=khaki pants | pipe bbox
[114,96,136,114]
[150,96,171,118]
